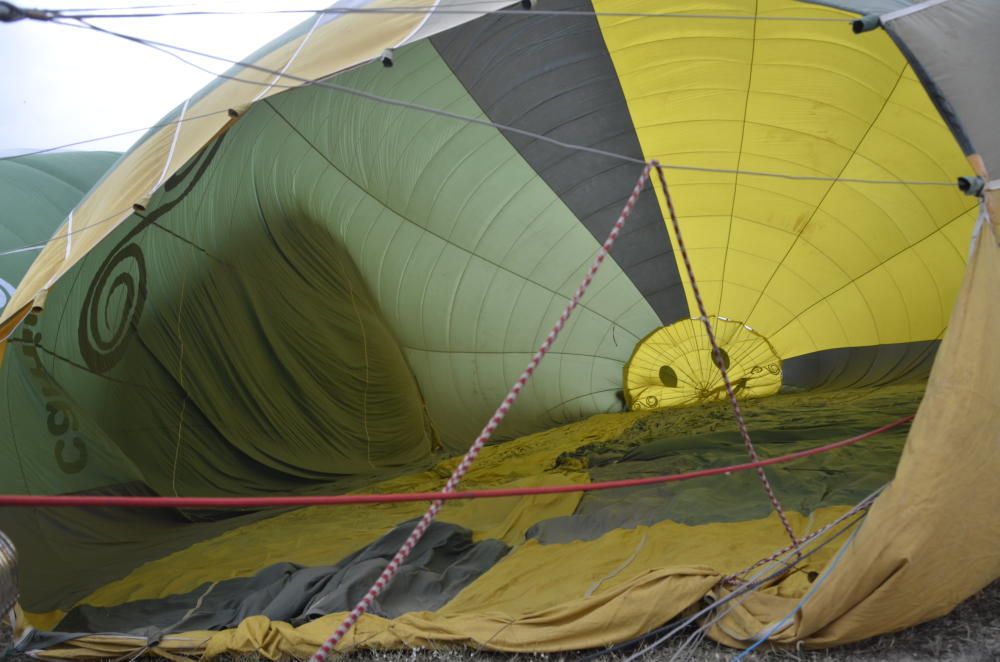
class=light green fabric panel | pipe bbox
[260,39,660,447]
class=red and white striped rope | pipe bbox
[310,163,653,661]
[652,163,800,551]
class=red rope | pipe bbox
[0,415,912,509]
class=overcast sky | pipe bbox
[0,1,324,156]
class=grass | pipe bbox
[3,581,994,662]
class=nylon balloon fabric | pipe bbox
[0,0,997,658]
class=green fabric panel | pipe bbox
[259,39,660,447]
[2,152,119,196]
[1,311,147,495]
[0,151,129,498]
[0,38,658,505]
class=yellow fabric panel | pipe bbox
[595,0,976,360]
[19,634,197,662]
[446,475,586,545]
[439,508,844,621]
[774,208,976,352]
[207,568,717,655]
[795,196,1000,645]
[17,608,63,634]
[708,173,1000,647]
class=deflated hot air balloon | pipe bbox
[0,0,996,658]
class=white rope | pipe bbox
[969,198,988,259]
[251,12,324,103]
[0,207,134,258]
[151,97,189,192]
[0,245,44,257]
[64,211,73,260]
[881,0,953,23]
[615,501,873,662]
[969,179,998,256]
[0,109,229,160]
[730,524,863,661]
[47,18,964,189]
[54,5,852,23]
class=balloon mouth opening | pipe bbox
[623,317,783,410]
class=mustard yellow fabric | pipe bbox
[708,169,1000,648]
[29,506,859,659]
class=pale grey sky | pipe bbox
[0,1,323,156]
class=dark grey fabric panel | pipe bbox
[430,0,688,325]
[528,430,905,544]
[781,340,939,391]
[884,0,1000,171]
[527,428,915,544]
[52,521,507,638]
[528,385,920,544]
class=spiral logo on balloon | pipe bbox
[75,131,228,374]
[630,394,661,411]
[78,241,147,373]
